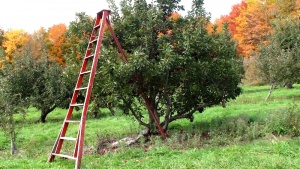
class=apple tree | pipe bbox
[91,0,244,136]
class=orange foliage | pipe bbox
[168,12,181,21]
[157,32,163,37]
[206,22,214,34]
[226,1,247,37]
[234,0,275,57]
[48,23,67,65]
[154,12,181,38]
[225,0,300,57]
[166,29,173,35]
[206,1,246,36]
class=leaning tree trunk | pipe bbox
[265,84,276,101]
[10,134,17,155]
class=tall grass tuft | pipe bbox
[263,104,300,137]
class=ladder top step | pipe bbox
[52,153,77,160]
[97,9,111,18]
[60,137,77,141]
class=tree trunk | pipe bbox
[108,107,115,116]
[286,83,293,89]
[41,110,48,123]
[40,105,56,123]
[10,131,17,155]
[265,84,276,101]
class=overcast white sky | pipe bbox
[0,0,242,33]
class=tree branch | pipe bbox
[121,97,149,127]
[168,102,214,123]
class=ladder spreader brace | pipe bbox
[47,9,166,169]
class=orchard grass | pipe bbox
[0,84,300,168]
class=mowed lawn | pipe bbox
[0,84,300,169]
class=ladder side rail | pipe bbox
[106,17,128,63]
[75,11,110,169]
[141,93,167,139]
[72,11,103,159]
[75,13,101,89]
[48,94,79,162]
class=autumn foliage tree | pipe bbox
[48,24,67,65]
[218,1,247,54]
[211,0,300,84]
[2,29,29,62]
[217,0,300,58]
[234,0,277,57]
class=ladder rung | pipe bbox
[80,71,91,75]
[65,120,80,123]
[70,104,84,107]
[94,24,101,29]
[85,54,94,59]
[52,153,77,160]
[90,39,97,44]
[60,137,77,141]
[75,87,88,91]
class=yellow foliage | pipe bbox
[3,29,29,62]
[206,22,214,34]
[206,18,227,35]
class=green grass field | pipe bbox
[0,84,300,169]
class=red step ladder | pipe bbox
[47,9,166,169]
